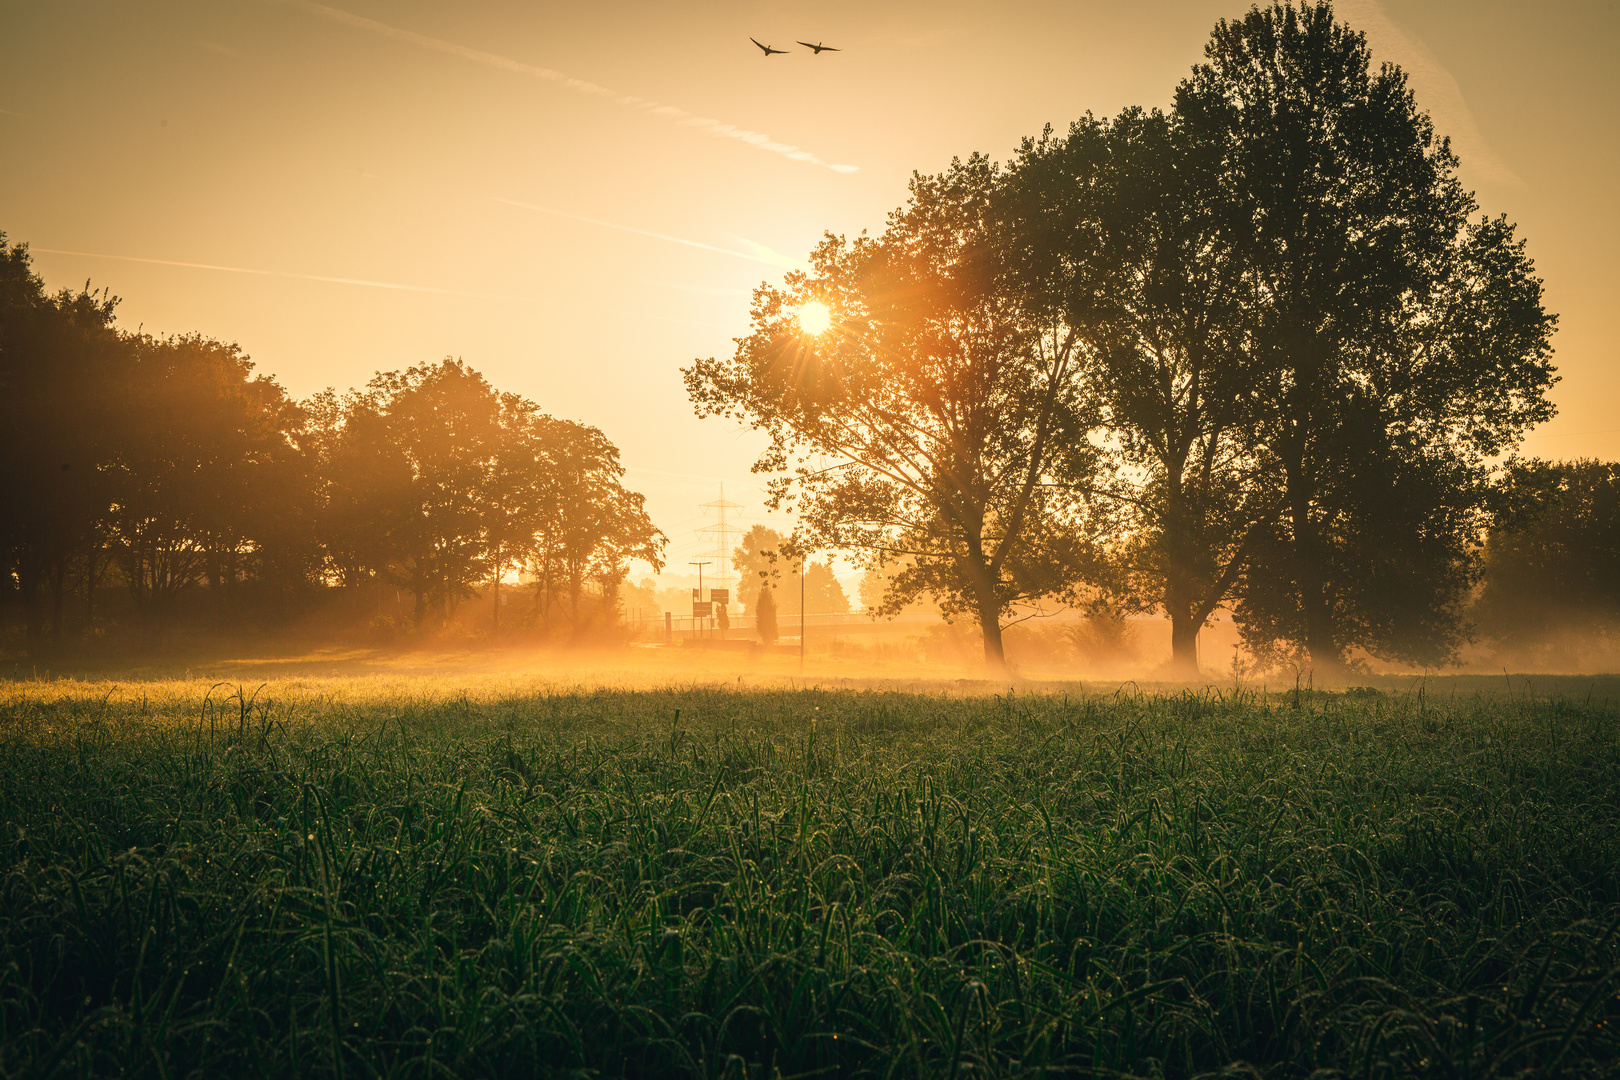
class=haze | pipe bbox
[4,0,1615,570]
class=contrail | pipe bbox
[30,247,542,302]
[277,1,859,174]
[28,246,736,328]
[491,197,808,271]
[1336,0,1523,190]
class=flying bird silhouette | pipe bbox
[798,41,841,54]
[750,37,789,56]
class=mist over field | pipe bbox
[4,1,1620,1076]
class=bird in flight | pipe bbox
[750,37,789,56]
[798,41,841,54]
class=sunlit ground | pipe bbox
[6,634,1620,710]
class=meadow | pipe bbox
[1,671,1617,1078]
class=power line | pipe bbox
[695,484,745,598]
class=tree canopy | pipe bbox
[0,234,662,651]
[687,155,1105,670]
[688,0,1559,676]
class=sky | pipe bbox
[4,0,1616,590]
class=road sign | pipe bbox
[692,601,713,618]
[710,588,729,605]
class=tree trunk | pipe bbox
[1288,466,1343,680]
[85,539,97,630]
[18,554,45,649]
[1168,614,1201,679]
[49,558,66,646]
[977,598,1006,674]
[413,563,428,631]
[569,564,584,635]
[1162,483,1202,680]
[492,556,501,637]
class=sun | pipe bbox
[797,300,832,336]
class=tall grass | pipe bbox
[0,680,1616,1077]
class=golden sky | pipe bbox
[4,0,1615,579]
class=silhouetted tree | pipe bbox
[754,580,779,644]
[1005,107,1266,677]
[1475,459,1620,646]
[307,388,414,593]
[520,414,664,636]
[0,235,124,647]
[484,394,555,636]
[1176,2,1556,672]
[109,334,309,622]
[686,156,1104,672]
[0,231,666,653]
[355,359,503,628]
[732,524,790,616]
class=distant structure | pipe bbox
[696,486,744,608]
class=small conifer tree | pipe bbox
[755,582,778,644]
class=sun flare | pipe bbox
[797,300,832,336]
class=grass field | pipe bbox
[1,673,1617,1077]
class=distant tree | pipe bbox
[342,358,501,629]
[1176,2,1557,673]
[0,231,666,652]
[1474,459,1620,645]
[0,235,124,646]
[109,333,308,621]
[484,394,556,635]
[1004,107,1265,677]
[525,414,665,635]
[686,156,1104,672]
[732,524,785,612]
[320,360,664,637]
[754,580,779,643]
[307,387,414,591]
[802,561,849,615]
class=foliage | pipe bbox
[732,526,849,616]
[754,579,778,643]
[0,235,125,643]
[686,156,1106,670]
[1004,107,1265,676]
[0,232,661,650]
[0,680,1616,1076]
[1175,2,1557,671]
[112,334,313,617]
[1475,458,1620,645]
[732,524,783,612]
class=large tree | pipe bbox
[110,334,308,620]
[1005,108,1268,677]
[353,359,503,628]
[510,412,664,636]
[1475,459,1620,648]
[0,236,125,646]
[1176,2,1556,673]
[685,155,1103,671]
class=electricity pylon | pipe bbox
[696,485,744,602]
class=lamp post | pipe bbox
[799,553,806,672]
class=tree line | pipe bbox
[0,239,662,651]
[686,2,1564,677]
